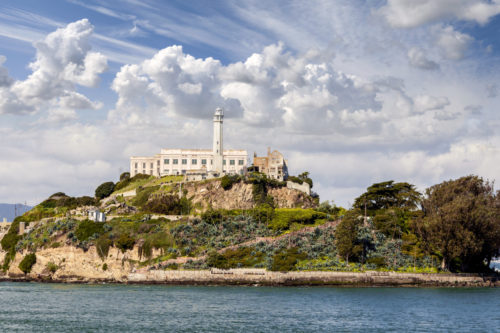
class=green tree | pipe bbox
[95,181,115,199]
[298,171,313,188]
[335,210,363,264]
[414,175,500,272]
[353,181,421,212]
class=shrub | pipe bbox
[270,247,306,271]
[268,209,327,231]
[116,233,135,253]
[95,182,115,199]
[46,262,58,273]
[120,172,131,182]
[51,242,61,248]
[74,220,105,242]
[19,253,37,274]
[132,186,159,208]
[220,174,240,190]
[102,263,108,271]
[143,194,182,215]
[96,236,113,260]
[201,210,223,224]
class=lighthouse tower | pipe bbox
[213,108,224,173]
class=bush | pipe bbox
[51,242,61,248]
[19,253,37,274]
[270,247,306,271]
[201,210,223,224]
[46,262,58,273]
[74,220,106,241]
[120,172,130,181]
[116,233,135,253]
[268,209,327,231]
[95,182,115,199]
[102,263,108,271]
[96,236,113,260]
[132,186,159,208]
[220,174,240,190]
[143,194,182,215]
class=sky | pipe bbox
[0,0,499,207]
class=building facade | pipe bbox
[252,148,289,181]
[130,108,248,178]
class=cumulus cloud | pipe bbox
[378,0,500,28]
[0,56,14,87]
[0,19,107,115]
[109,45,243,126]
[407,47,439,70]
[435,25,473,60]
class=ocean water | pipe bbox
[0,282,499,332]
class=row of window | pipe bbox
[134,159,245,168]
[163,158,244,166]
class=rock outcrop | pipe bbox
[183,180,316,211]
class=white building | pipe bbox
[130,108,248,178]
[88,209,106,222]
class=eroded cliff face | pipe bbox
[183,180,316,211]
[2,244,162,282]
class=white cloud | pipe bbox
[413,95,450,114]
[0,56,14,87]
[408,47,439,70]
[378,0,500,28]
[0,19,107,115]
[435,25,473,60]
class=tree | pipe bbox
[414,175,500,272]
[335,210,363,264]
[119,172,130,181]
[354,181,421,212]
[95,181,115,199]
[298,171,313,188]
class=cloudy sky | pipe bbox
[0,0,499,207]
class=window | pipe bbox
[182,159,187,165]
[238,160,244,165]
[164,159,169,164]
[150,163,153,169]
[135,163,138,168]
[150,170,153,175]
[211,159,213,165]
[201,159,207,165]
[223,160,226,165]
[143,163,146,168]
[192,159,197,165]
[173,159,178,165]
[230,159,235,165]
[157,160,160,165]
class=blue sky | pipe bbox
[0,0,499,207]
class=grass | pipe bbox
[113,175,183,195]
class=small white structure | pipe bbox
[88,209,106,222]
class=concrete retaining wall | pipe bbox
[126,269,498,287]
[286,181,311,195]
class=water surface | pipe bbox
[0,282,498,332]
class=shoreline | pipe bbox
[1,269,498,287]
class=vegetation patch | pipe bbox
[269,208,327,231]
[19,253,37,274]
[74,220,106,242]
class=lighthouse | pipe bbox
[213,107,224,173]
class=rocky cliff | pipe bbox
[183,180,316,211]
